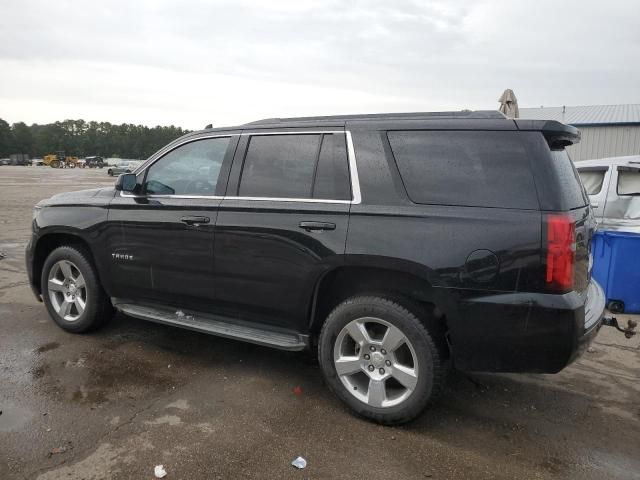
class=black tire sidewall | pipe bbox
[41,246,107,333]
[318,297,439,424]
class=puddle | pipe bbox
[0,404,33,432]
[29,345,178,407]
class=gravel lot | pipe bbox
[1,166,639,480]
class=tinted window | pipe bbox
[313,134,351,200]
[548,150,589,208]
[618,169,640,195]
[577,169,606,195]
[239,134,321,198]
[144,137,230,196]
[388,131,538,209]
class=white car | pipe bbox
[577,155,640,233]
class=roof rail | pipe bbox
[243,110,506,125]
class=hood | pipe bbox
[38,187,117,208]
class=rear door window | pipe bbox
[238,133,351,200]
[313,133,351,200]
[387,131,539,209]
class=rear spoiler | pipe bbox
[514,120,581,149]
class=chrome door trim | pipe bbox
[120,130,362,204]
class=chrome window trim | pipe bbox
[240,130,343,136]
[226,196,352,204]
[346,131,362,204]
[121,130,362,204]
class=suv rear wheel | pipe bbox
[41,246,112,333]
[318,296,446,425]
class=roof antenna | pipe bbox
[204,123,213,129]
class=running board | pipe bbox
[113,301,308,351]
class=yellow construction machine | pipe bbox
[43,151,79,168]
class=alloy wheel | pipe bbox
[47,260,88,322]
[333,317,419,408]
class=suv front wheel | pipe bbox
[41,246,112,333]
[318,296,446,425]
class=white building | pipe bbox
[519,104,640,161]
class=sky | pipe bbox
[1,0,639,130]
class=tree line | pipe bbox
[0,118,190,159]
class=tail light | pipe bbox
[545,214,576,292]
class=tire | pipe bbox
[41,245,112,333]
[51,160,60,168]
[107,169,113,176]
[318,296,447,425]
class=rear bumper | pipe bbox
[450,280,605,373]
[569,280,605,365]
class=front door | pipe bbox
[105,134,237,310]
[213,130,355,330]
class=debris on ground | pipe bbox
[292,386,303,396]
[48,447,66,457]
[154,465,168,478]
[291,456,307,469]
[175,310,185,318]
[0,251,6,260]
[47,442,73,458]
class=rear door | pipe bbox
[213,129,355,330]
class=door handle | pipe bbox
[299,221,336,231]
[181,216,210,225]
[591,202,600,208]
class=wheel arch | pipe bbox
[31,231,100,295]
[308,262,451,348]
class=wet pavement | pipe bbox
[1,166,639,479]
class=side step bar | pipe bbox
[113,300,308,351]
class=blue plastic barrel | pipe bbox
[591,230,640,314]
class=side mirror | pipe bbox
[115,173,139,193]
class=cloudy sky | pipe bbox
[1,0,639,129]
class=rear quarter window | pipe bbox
[387,131,539,209]
[577,169,606,195]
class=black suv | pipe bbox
[26,111,605,424]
